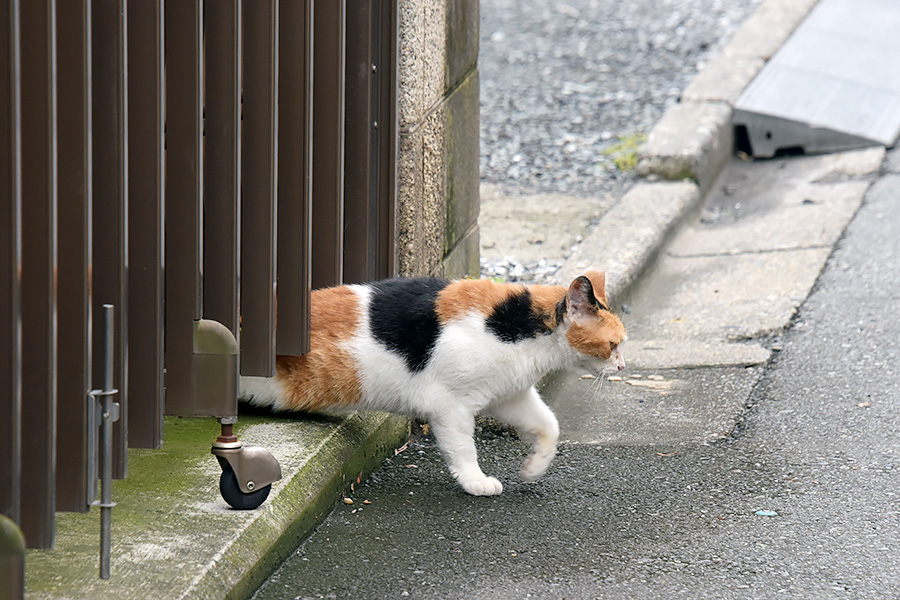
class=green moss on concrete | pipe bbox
[26,413,409,600]
[443,70,480,258]
[637,155,699,183]
[602,133,647,172]
[445,0,479,92]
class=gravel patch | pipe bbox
[479,0,762,198]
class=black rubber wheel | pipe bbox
[219,462,271,510]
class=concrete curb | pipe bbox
[558,0,820,302]
[25,413,409,600]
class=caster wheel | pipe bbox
[219,462,271,510]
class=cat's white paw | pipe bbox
[460,475,503,496]
[521,451,555,482]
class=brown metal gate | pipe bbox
[0,0,398,569]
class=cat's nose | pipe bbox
[617,363,625,371]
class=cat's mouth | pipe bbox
[579,356,625,377]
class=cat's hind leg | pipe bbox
[428,404,503,496]
[488,386,559,482]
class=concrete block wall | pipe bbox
[396,0,480,279]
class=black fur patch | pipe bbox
[486,290,552,343]
[368,277,450,372]
[555,298,567,326]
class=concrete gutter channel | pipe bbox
[25,0,820,598]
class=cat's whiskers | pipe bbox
[588,373,606,398]
[597,374,609,396]
[622,316,647,329]
[578,373,603,403]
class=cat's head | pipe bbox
[563,269,626,374]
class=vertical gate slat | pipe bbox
[1,0,23,526]
[240,0,278,377]
[91,0,128,478]
[276,0,312,356]
[204,0,241,340]
[164,0,203,413]
[55,0,92,511]
[126,0,164,447]
[342,0,373,285]
[19,0,57,549]
[375,0,398,279]
[311,0,346,290]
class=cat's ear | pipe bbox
[566,275,600,318]
[583,269,608,305]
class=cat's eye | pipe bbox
[609,342,618,351]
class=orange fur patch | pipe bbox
[275,286,363,411]
[435,279,526,324]
[528,284,568,329]
[566,312,626,359]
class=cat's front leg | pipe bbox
[489,386,559,482]
[428,406,503,496]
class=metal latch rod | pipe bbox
[90,304,120,580]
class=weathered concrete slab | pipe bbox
[625,339,770,370]
[478,184,611,266]
[671,181,868,256]
[625,247,832,342]
[542,367,760,445]
[668,148,882,257]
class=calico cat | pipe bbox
[239,269,626,496]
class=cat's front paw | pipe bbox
[459,475,503,496]
[521,450,555,482]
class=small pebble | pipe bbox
[647,375,664,381]
[607,376,623,382]
[580,373,596,380]
[754,510,778,517]
[342,498,354,505]
[363,499,372,505]
[630,374,643,379]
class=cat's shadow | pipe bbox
[237,401,346,426]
